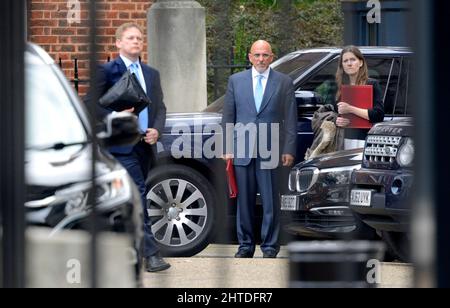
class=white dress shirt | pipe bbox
[252,66,270,98]
[120,54,147,94]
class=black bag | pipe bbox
[98,70,151,114]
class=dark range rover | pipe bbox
[350,119,414,262]
[148,47,413,256]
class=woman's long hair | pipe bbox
[335,46,368,100]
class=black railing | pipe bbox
[59,58,93,93]
[209,63,250,101]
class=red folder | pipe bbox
[341,85,373,129]
[226,159,238,199]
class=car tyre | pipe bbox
[382,231,410,262]
[146,164,216,257]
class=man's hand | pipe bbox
[282,154,295,167]
[143,128,159,145]
[336,117,350,128]
[222,154,234,161]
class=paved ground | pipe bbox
[143,244,414,288]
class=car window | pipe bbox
[297,57,339,105]
[298,55,401,110]
[25,53,88,157]
[366,57,400,116]
[203,95,224,113]
[272,52,328,81]
[392,57,412,116]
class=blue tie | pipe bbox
[130,63,148,133]
[254,75,264,112]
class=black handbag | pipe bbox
[98,70,151,114]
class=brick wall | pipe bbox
[27,0,154,96]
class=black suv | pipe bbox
[150,47,413,256]
[349,119,414,262]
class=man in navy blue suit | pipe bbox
[87,23,169,272]
[222,40,297,258]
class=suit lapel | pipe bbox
[141,64,152,93]
[244,70,258,114]
[139,64,153,127]
[257,69,276,115]
[115,57,127,74]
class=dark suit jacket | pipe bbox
[221,68,297,168]
[85,56,167,154]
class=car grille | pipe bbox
[298,169,314,191]
[289,211,356,230]
[288,168,318,193]
[364,135,402,165]
[297,167,319,192]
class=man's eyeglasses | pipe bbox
[251,53,272,59]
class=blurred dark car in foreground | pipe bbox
[149,47,412,256]
[350,119,414,262]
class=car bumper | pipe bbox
[350,168,413,232]
[281,192,357,238]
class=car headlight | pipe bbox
[318,165,361,187]
[26,169,132,214]
[288,168,299,192]
[95,170,132,210]
[397,138,414,168]
[62,169,132,214]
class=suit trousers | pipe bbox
[234,158,281,254]
[113,141,159,257]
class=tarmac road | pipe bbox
[143,244,413,288]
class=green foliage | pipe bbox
[198,0,344,102]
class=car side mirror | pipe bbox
[97,112,141,148]
[295,90,322,115]
[295,90,322,105]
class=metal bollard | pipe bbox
[289,241,385,288]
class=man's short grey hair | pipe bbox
[115,22,144,40]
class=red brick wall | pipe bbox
[27,0,154,96]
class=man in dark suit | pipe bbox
[86,23,169,272]
[222,40,297,258]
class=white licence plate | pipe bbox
[350,189,372,207]
[281,195,300,211]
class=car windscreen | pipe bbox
[271,51,328,80]
[25,53,88,157]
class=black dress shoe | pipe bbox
[262,251,278,258]
[145,253,171,272]
[234,250,254,258]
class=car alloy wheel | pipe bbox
[146,164,215,257]
[148,178,207,244]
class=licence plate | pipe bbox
[281,195,300,211]
[350,189,372,207]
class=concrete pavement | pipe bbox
[143,244,413,288]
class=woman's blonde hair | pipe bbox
[335,46,368,100]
